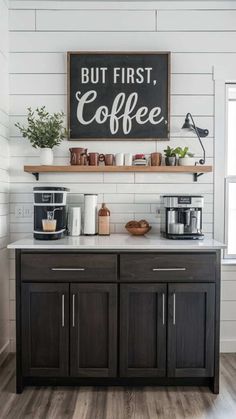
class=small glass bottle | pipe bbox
[98,203,110,236]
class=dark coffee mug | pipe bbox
[104,154,114,166]
[88,153,105,166]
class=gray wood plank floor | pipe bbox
[0,354,236,419]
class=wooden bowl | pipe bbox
[126,226,152,236]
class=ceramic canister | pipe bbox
[83,194,98,235]
[115,153,124,166]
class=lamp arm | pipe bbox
[187,113,206,165]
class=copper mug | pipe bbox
[104,154,114,166]
[151,152,162,166]
[88,153,105,166]
[70,148,88,165]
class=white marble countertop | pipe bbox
[8,234,226,251]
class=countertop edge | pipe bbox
[8,246,224,250]
[7,234,226,251]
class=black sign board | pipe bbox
[67,52,170,140]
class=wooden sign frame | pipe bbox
[67,51,170,140]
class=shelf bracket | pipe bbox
[193,172,204,182]
[32,172,39,181]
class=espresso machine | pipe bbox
[33,187,69,240]
[160,195,204,240]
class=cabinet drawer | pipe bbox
[120,253,216,282]
[21,253,117,282]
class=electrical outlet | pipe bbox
[23,205,33,218]
[15,205,24,218]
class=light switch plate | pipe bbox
[23,205,33,218]
[15,205,33,218]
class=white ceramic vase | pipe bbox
[178,157,196,166]
[40,148,53,165]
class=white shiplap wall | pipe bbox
[8,0,236,352]
[0,0,10,359]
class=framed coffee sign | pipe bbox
[67,52,170,140]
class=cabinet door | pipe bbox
[120,284,167,377]
[22,283,69,377]
[168,283,215,377]
[70,283,117,377]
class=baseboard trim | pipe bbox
[0,341,10,366]
[220,339,236,353]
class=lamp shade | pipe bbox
[182,116,192,130]
[182,113,209,138]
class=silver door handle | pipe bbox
[152,268,186,271]
[51,268,85,271]
[72,294,75,327]
[173,293,176,325]
[162,293,165,325]
[62,294,65,327]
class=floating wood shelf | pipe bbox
[24,165,212,182]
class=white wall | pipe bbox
[221,264,236,352]
[0,0,10,360]
[8,0,236,352]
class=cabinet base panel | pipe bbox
[19,377,217,394]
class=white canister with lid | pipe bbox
[83,194,98,235]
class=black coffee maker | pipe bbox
[33,187,69,240]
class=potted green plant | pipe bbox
[15,107,68,165]
[164,146,177,166]
[175,147,196,166]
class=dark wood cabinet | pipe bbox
[167,283,215,378]
[16,249,221,393]
[120,253,216,282]
[21,253,117,282]
[120,284,166,377]
[70,283,117,377]
[21,283,69,377]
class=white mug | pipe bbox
[124,153,133,166]
[169,223,184,235]
[115,153,124,166]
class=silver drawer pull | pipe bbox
[162,293,165,325]
[173,293,176,325]
[72,294,75,328]
[51,268,85,271]
[62,294,65,327]
[152,268,186,272]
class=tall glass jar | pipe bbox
[98,203,110,236]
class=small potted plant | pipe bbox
[175,147,196,166]
[164,146,177,166]
[15,107,68,165]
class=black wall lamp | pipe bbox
[182,113,209,165]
